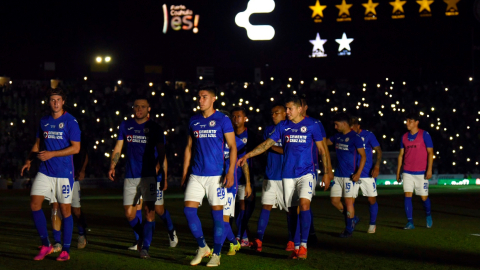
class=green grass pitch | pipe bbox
[1,186,480,270]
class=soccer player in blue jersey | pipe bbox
[326,113,366,238]
[21,88,81,261]
[108,97,166,259]
[238,96,333,260]
[351,116,382,233]
[181,86,237,267]
[251,104,287,252]
[396,113,434,229]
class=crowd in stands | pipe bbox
[1,77,479,185]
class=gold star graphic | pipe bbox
[336,0,353,16]
[362,0,379,15]
[444,0,460,10]
[389,0,407,13]
[417,0,434,12]
[310,0,327,18]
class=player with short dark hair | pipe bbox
[182,88,237,266]
[108,97,166,259]
[21,87,81,261]
[238,96,333,259]
[396,113,434,229]
[326,113,366,238]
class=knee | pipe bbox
[60,205,71,217]
[300,204,309,212]
[155,206,165,216]
[368,197,377,204]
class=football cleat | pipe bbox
[367,225,376,234]
[297,246,307,260]
[206,253,221,267]
[77,235,87,249]
[288,249,299,259]
[139,249,150,259]
[426,216,433,228]
[251,239,262,252]
[56,251,70,261]
[128,244,138,251]
[190,245,211,266]
[339,230,353,238]
[34,245,53,260]
[404,221,415,230]
[240,238,250,247]
[227,242,241,255]
[285,241,295,251]
[52,242,62,253]
[169,231,178,248]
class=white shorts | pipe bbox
[31,172,73,204]
[403,173,429,196]
[123,177,156,206]
[237,185,246,200]
[356,177,378,197]
[261,179,286,210]
[330,177,358,198]
[223,192,236,217]
[71,181,81,207]
[156,182,164,206]
[283,174,314,208]
[184,175,226,207]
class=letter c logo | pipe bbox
[235,0,275,41]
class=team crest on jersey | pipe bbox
[242,138,248,144]
[43,131,48,138]
[285,135,290,143]
[209,120,216,127]
[126,135,133,142]
[144,128,149,133]
[300,126,307,133]
[59,122,64,129]
[194,131,199,138]
[345,137,350,142]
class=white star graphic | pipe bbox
[335,32,354,52]
[310,33,327,53]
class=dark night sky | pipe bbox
[0,0,478,82]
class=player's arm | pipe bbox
[426,147,434,180]
[322,137,333,175]
[371,146,382,178]
[181,135,193,187]
[77,153,88,181]
[396,148,404,182]
[353,148,366,182]
[326,138,333,146]
[37,141,80,161]
[315,140,333,190]
[242,162,252,198]
[271,145,284,154]
[108,140,124,181]
[21,138,40,176]
[224,132,237,188]
[237,138,276,167]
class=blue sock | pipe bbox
[224,221,238,244]
[143,221,155,250]
[404,197,413,222]
[288,208,300,247]
[77,211,87,236]
[241,198,255,239]
[212,210,224,255]
[346,217,354,233]
[129,216,143,241]
[184,207,205,248]
[236,210,245,239]
[309,208,316,236]
[62,215,73,253]
[286,213,293,242]
[299,210,311,244]
[159,210,175,238]
[133,210,142,241]
[256,209,271,241]
[53,229,62,243]
[369,202,378,225]
[32,210,50,246]
[422,198,431,216]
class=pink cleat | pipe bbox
[56,251,70,261]
[34,245,53,260]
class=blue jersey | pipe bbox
[264,125,283,181]
[36,112,81,179]
[236,129,252,185]
[269,117,323,179]
[330,131,365,177]
[224,136,246,194]
[189,111,234,176]
[118,119,165,178]
[357,130,380,178]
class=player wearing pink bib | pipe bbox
[396,113,434,230]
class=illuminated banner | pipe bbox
[335,33,354,56]
[362,0,379,20]
[336,0,353,22]
[417,0,434,17]
[444,0,459,16]
[235,0,275,41]
[390,0,406,19]
[162,4,200,34]
[309,33,327,58]
[309,0,327,23]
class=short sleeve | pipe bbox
[400,141,404,149]
[317,121,326,139]
[368,132,380,148]
[311,122,323,142]
[68,119,81,142]
[268,122,283,142]
[354,135,365,149]
[423,131,433,148]
[118,121,125,140]
[221,116,234,134]
[329,136,336,144]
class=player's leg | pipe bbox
[71,181,87,249]
[124,178,144,249]
[224,193,240,255]
[138,177,157,258]
[204,176,226,265]
[155,184,177,247]
[128,198,143,250]
[51,202,63,252]
[331,177,347,225]
[253,179,274,252]
[235,185,246,243]
[240,189,256,242]
[402,173,415,229]
[56,177,74,261]
[30,173,53,260]
[284,178,301,259]
[296,174,314,259]
[308,173,318,244]
[360,178,378,233]
[340,178,356,238]
[416,176,432,228]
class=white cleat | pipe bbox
[367,225,376,234]
[169,231,178,248]
[190,245,211,266]
[52,243,62,253]
[206,253,221,267]
[128,244,138,251]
